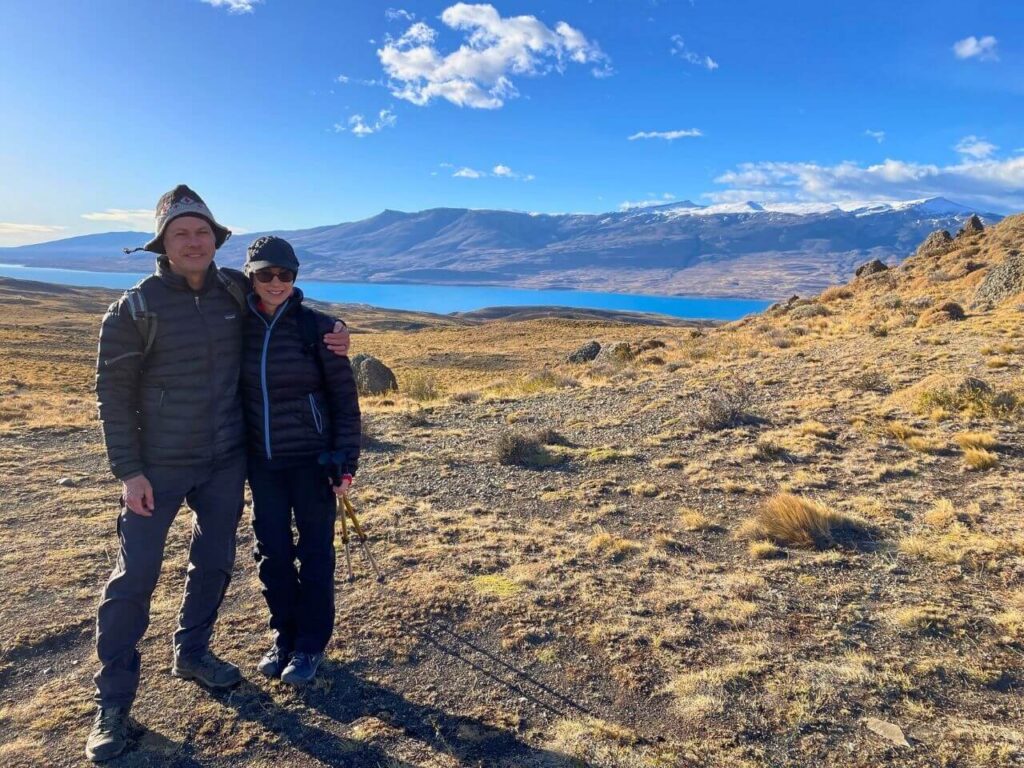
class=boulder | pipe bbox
[855,259,889,278]
[957,214,984,238]
[915,230,954,259]
[566,340,601,364]
[972,251,1024,308]
[351,353,397,395]
[597,341,635,364]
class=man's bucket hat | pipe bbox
[244,236,300,275]
[143,184,231,254]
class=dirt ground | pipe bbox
[0,217,1023,768]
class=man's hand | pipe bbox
[324,321,350,357]
[123,474,155,517]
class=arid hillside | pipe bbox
[1,216,1023,768]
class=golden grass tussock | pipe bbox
[889,604,953,635]
[679,508,716,532]
[904,435,945,454]
[799,420,834,438]
[992,608,1024,641]
[738,493,870,549]
[899,524,1020,569]
[954,431,998,449]
[747,540,785,559]
[963,447,999,470]
[923,498,979,528]
[819,285,854,302]
[586,531,642,561]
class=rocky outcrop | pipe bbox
[766,295,801,315]
[351,353,398,395]
[957,215,984,238]
[972,251,1024,308]
[915,230,954,259]
[566,341,601,364]
[855,259,888,278]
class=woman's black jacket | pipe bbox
[241,288,360,475]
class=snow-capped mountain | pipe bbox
[0,197,1002,299]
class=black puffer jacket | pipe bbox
[95,259,247,480]
[241,289,360,474]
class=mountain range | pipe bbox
[0,197,1000,299]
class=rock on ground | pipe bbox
[351,353,398,395]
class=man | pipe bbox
[86,185,350,762]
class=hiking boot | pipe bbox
[257,645,290,679]
[85,706,129,762]
[171,651,242,688]
[281,652,323,686]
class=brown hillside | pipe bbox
[1,216,1023,767]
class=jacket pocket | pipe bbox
[308,393,325,434]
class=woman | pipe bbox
[240,235,360,686]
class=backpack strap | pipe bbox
[124,282,158,359]
[299,307,327,378]
[215,268,247,312]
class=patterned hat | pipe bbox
[143,184,231,254]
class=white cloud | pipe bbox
[708,154,1024,211]
[81,209,153,227]
[628,129,702,141]
[669,35,718,71]
[378,3,610,109]
[200,0,261,14]
[955,135,997,159]
[0,222,67,235]
[864,129,885,144]
[953,35,998,61]
[448,163,534,180]
[386,8,415,22]
[337,109,397,137]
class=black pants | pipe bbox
[248,458,337,655]
[93,455,246,707]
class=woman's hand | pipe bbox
[332,473,353,497]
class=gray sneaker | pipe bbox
[257,645,290,679]
[85,706,128,762]
[171,651,242,688]
[281,652,323,686]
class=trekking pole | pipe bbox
[341,495,385,583]
[337,496,355,583]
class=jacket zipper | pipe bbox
[256,299,290,460]
[195,294,216,463]
[308,393,324,434]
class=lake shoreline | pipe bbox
[0,265,772,321]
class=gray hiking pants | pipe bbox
[93,455,246,707]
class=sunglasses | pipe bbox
[253,269,295,284]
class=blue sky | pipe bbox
[1,0,1022,245]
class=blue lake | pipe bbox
[0,264,772,321]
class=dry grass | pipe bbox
[954,431,998,449]
[737,493,871,549]
[963,447,999,470]
[679,508,716,532]
[586,531,642,561]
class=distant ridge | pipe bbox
[0,198,1001,299]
